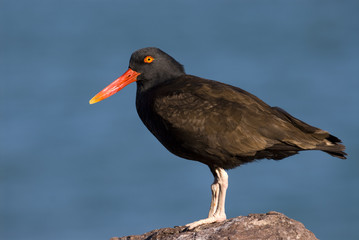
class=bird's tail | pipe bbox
[315,134,347,159]
[272,107,347,159]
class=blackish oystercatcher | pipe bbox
[90,47,346,229]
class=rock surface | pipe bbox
[111,211,318,240]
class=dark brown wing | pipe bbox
[148,75,346,169]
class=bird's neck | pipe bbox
[136,74,184,93]
[136,79,158,92]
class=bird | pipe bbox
[89,47,346,229]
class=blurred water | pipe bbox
[1,0,358,239]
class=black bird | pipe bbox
[90,47,346,229]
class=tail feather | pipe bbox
[272,107,347,159]
[326,134,342,143]
[324,150,347,159]
[316,134,347,159]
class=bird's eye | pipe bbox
[144,56,154,63]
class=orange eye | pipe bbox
[144,56,154,63]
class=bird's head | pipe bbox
[89,47,185,104]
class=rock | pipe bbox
[111,211,318,240]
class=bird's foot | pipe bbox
[185,216,226,230]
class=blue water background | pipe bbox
[1,1,358,239]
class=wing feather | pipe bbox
[153,77,280,157]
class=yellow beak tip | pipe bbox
[89,97,99,104]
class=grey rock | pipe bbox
[111,211,318,240]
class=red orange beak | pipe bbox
[89,68,141,104]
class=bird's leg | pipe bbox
[212,168,228,219]
[207,178,219,217]
[185,167,228,229]
[208,168,229,218]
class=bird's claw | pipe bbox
[185,216,226,230]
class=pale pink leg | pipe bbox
[186,167,228,229]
